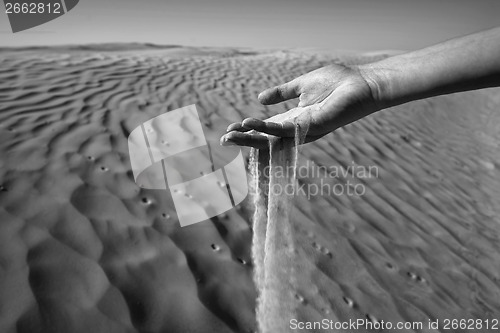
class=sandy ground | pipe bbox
[0,45,499,333]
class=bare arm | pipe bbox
[221,27,500,149]
[363,26,500,110]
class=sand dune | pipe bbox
[0,44,499,333]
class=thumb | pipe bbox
[258,80,300,105]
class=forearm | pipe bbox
[360,26,500,110]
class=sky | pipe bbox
[1,0,499,51]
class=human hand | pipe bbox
[220,63,381,149]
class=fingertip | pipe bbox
[220,134,237,146]
[241,118,263,129]
[223,131,237,141]
[227,122,252,133]
[223,131,269,149]
[258,85,286,105]
[220,134,229,146]
[257,90,271,105]
[226,122,241,132]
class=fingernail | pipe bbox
[221,137,236,146]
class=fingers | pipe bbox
[220,131,269,149]
[226,122,251,133]
[220,130,323,149]
[258,81,299,105]
[241,118,296,137]
[225,116,298,137]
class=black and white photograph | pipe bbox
[1,1,500,332]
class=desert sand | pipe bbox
[0,45,499,333]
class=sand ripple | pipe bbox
[0,45,499,333]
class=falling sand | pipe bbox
[250,124,309,333]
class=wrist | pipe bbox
[356,63,392,111]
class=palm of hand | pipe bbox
[221,64,376,149]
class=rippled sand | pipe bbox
[0,45,499,333]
